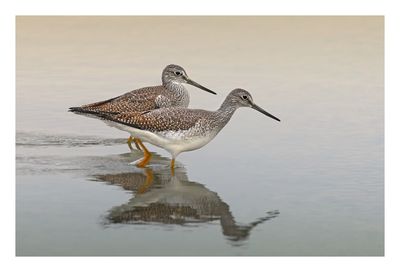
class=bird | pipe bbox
[69,64,216,150]
[88,88,280,168]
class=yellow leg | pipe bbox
[127,136,134,150]
[135,139,152,168]
[127,136,142,151]
[170,159,176,176]
[137,168,154,194]
[132,138,142,150]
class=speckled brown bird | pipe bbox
[69,64,216,150]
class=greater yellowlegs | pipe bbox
[90,89,280,168]
[69,64,216,150]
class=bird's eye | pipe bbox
[174,71,182,76]
[242,95,248,100]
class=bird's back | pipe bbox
[70,85,181,115]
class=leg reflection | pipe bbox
[137,168,154,194]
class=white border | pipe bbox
[3,0,389,15]
[2,0,398,271]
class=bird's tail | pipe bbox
[68,106,119,116]
[68,106,84,113]
[68,107,123,128]
[68,106,100,115]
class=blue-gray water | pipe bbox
[16,16,384,256]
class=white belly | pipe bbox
[105,121,215,157]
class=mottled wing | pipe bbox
[96,108,210,132]
[74,85,168,114]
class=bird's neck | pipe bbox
[212,99,239,131]
[164,81,190,107]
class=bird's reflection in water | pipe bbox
[92,157,279,242]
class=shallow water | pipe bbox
[16,16,384,256]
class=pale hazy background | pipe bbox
[16,16,383,256]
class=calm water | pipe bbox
[16,16,384,256]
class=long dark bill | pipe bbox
[185,77,217,95]
[251,103,281,122]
